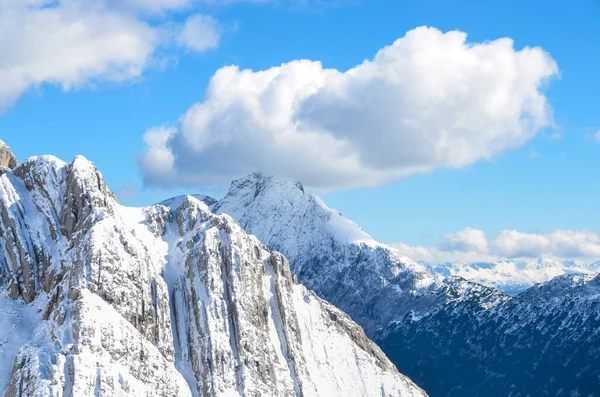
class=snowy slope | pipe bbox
[0,297,39,391]
[210,173,600,397]
[147,195,425,397]
[213,173,440,334]
[0,156,426,397]
[426,258,600,294]
[2,155,192,397]
[378,272,600,397]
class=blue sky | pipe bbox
[1,0,599,260]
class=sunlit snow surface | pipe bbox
[0,295,40,389]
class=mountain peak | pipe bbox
[230,172,305,196]
[213,172,308,221]
[212,172,439,335]
[0,139,18,171]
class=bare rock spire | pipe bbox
[0,139,18,172]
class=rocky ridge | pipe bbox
[0,156,426,397]
[0,140,18,174]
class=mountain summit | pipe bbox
[0,140,17,171]
[212,173,449,333]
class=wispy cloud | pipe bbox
[0,0,237,113]
[114,183,141,202]
[176,13,221,52]
[394,228,600,263]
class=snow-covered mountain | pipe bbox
[210,173,600,397]
[426,258,600,294]
[0,151,426,396]
[377,272,600,396]
[212,173,441,335]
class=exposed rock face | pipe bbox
[0,158,426,397]
[1,156,187,396]
[0,140,18,174]
[211,173,600,397]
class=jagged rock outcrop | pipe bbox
[1,155,187,396]
[0,141,17,174]
[156,196,423,396]
[0,158,426,397]
[210,173,600,397]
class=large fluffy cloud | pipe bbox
[395,228,600,263]
[0,0,221,113]
[139,26,559,190]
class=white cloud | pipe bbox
[105,0,192,13]
[176,14,221,52]
[593,130,600,142]
[439,227,489,253]
[138,126,178,184]
[0,0,221,113]
[80,0,194,15]
[491,229,600,259]
[394,228,600,263]
[114,183,140,202]
[139,26,559,190]
[394,243,499,264]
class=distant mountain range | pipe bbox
[425,258,600,294]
